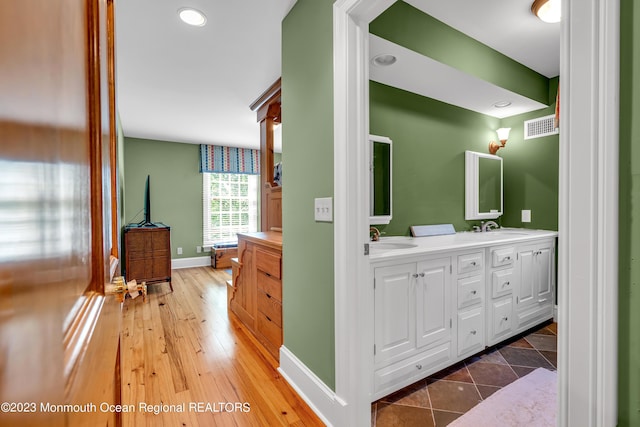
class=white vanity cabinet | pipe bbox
[370,231,556,400]
[373,256,453,397]
[514,240,555,332]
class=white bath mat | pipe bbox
[449,367,557,427]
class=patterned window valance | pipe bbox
[199,145,260,174]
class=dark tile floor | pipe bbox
[371,322,557,427]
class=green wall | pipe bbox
[618,0,640,424]
[282,0,336,389]
[501,78,559,231]
[369,81,500,235]
[123,137,206,260]
[370,1,549,105]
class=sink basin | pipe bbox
[369,242,418,251]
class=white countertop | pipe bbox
[369,228,558,262]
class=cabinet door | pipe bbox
[535,245,553,303]
[416,257,451,349]
[374,263,416,365]
[516,244,537,310]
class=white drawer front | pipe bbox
[457,252,483,275]
[492,269,514,298]
[492,298,513,338]
[491,247,515,268]
[457,275,484,309]
[457,307,484,356]
[373,342,451,397]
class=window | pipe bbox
[203,173,258,246]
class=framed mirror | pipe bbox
[465,150,503,220]
[369,135,392,225]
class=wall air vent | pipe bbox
[524,114,559,140]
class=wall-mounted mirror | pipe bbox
[370,135,392,225]
[465,150,503,220]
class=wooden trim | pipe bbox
[250,77,282,114]
[107,0,119,259]
[86,0,106,292]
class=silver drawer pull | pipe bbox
[538,298,548,303]
[470,261,477,266]
[419,273,425,277]
[503,281,510,287]
[471,290,477,295]
[503,316,509,321]
[416,364,423,370]
[470,330,477,335]
[412,273,419,278]
[504,256,511,261]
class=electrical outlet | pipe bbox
[177,247,183,255]
[314,197,333,222]
[196,246,202,253]
[522,210,532,223]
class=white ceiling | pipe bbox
[115,0,559,150]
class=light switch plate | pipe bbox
[314,197,333,222]
[522,209,531,223]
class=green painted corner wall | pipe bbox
[369,78,559,236]
[500,77,559,231]
[370,1,550,105]
[369,81,500,234]
[123,137,206,260]
[618,0,640,424]
[281,0,336,390]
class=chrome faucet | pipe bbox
[481,221,500,232]
[370,227,381,241]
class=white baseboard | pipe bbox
[171,256,211,270]
[278,346,343,427]
[554,304,558,323]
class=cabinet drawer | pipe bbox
[374,342,451,396]
[491,247,515,268]
[457,252,483,275]
[257,270,282,301]
[492,269,514,298]
[257,311,282,348]
[457,275,484,308]
[256,249,281,279]
[457,307,484,356]
[257,290,282,327]
[492,297,513,339]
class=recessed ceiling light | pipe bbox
[178,8,207,27]
[371,54,397,67]
[493,100,512,108]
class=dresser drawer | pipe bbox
[257,311,282,348]
[457,252,483,275]
[492,269,514,297]
[491,247,515,268]
[457,275,484,308]
[256,249,281,279]
[257,290,282,327]
[257,270,282,301]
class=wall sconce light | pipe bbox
[488,128,511,155]
[531,0,561,23]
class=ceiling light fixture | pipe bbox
[178,8,207,26]
[371,54,397,67]
[531,0,561,23]
[493,100,512,108]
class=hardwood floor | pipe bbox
[120,267,323,427]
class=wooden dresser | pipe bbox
[230,231,282,360]
[124,224,172,291]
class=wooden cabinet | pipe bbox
[229,231,282,360]
[124,224,172,290]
